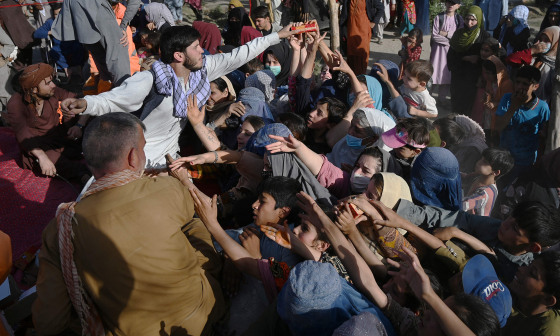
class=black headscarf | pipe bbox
[540,2,560,32]
[263,41,292,87]
[223,7,253,46]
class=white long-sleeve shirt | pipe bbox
[83,33,281,168]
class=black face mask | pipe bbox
[261,170,273,180]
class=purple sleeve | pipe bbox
[316,155,351,199]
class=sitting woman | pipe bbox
[506,26,560,103]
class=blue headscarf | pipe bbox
[244,123,292,157]
[359,75,384,111]
[238,87,275,124]
[277,261,395,336]
[410,147,462,211]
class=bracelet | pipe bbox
[75,123,84,129]
[212,151,218,163]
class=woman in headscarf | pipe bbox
[540,2,560,32]
[192,21,221,55]
[245,70,277,104]
[410,147,462,210]
[506,26,560,103]
[144,2,175,31]
[263,41,292,88]
[223,7,261,47]
[471,55,513,131]
[448,5,490,115]
[327,108,396,167]
[493,5,530,56]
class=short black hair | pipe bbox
[239,58,264,75]
[452,293,501,336]
[145,31,161,55]
[51,2,62,11]
[252,5,271,19]
[516,65,541,84]
[408,27,424,44]
[433,117,465,149]
[83,113,146,171]
[481,147,514,179]
[244,115,266,132]
[317,97,347,125]
[159,26,201,64]
[278,113,308,142]
[258,176,303,222]
[536,251,560,309]
[395,117,431,147]
[211,77,228,92]
[512,201,560,247]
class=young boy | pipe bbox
[381,117,431,181]
[504,250,560,335]
[399,60,438,117]
[463,147,514,216]
[252,5,281,36]
[495,65,550,182]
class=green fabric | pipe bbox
[450,6,484,53]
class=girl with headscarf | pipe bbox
[471,55,513,130]
[263,41,292,87]
[410,147,462,210]
[245,70,277,104]
[144,3,175,31]
[506,26,560,102]
[192,21,222,55]
[540,2,560,32]
[223,7,261,47]
[448,5,490,115]
[493,5,530,56]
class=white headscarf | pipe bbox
[327,108,396,168]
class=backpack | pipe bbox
[132,67,166,121]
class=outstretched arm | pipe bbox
[265,134,324,175]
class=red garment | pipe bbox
[185,0,202,11]
[347,0,371,75]
[240,26,263,45]
[193,21,222,55]
[404,45,422,64]
[5,88,86,178]
[505,48,533,66]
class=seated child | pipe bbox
[381,117,431,181]
[495,65,550,183]
[463,147,514,216]
[399,60,438,117]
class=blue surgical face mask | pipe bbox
[346,134,364,148]
[265,65,281,76]
[543,42,552,54]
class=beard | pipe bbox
[183,56,203,71]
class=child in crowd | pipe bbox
[400,0,416,36]
[463,147,514,216]
[494,65,550,183]
[430,0,463,103]
[399,60,438,117]
[381,117,431,181]
[398,27,423,77]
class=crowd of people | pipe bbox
[0,0,560,335]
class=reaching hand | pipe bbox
[288,24,305,51]
[532,41,549,55]
[398,247,434,300]
[189,188,219,228]
[334,203,360,235]
[433,227,457,242]
[296,191,330,231]
[60,98,87,120]
[306,31,327,53]
[187,95,205,126]
[370,200,410,229]
[166,154,192,185]
[278,23,296,39]
[67,126,82,140]
[351,91,375,110]
[261,221,292,249]
[240,227,262,259]
[227,101,246,118]
[265,134,301,153]
[169,153,210,169]
[373,63,390,84]
[332,50,354,75]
